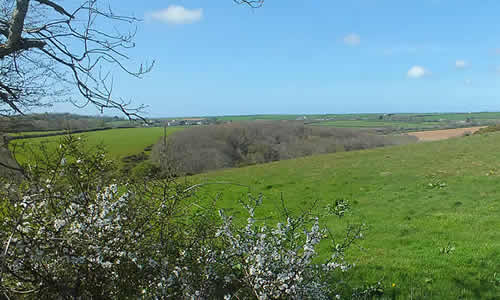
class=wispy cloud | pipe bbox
[407,66,429,78]
[455,60,468,69]
[148,5,203,25]
[343,33,360,46]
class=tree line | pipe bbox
[153,121,417,175]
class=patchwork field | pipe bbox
[217,112,500,133]
[191,131,500,298]
[4,119,500,298]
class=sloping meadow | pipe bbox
[190,131,500,298]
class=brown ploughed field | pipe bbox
[407,126,486,142]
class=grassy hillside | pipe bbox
[192,132,500,298]
[9,127,183,164]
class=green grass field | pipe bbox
[190,132,500,298]
[9,127,183,164]
[6,117,500,297]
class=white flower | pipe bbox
[54,219,65,231]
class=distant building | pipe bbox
[166,118,211,126]
[167,120,181,126]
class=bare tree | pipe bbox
[0,0,154,119]
[0,0,267,118]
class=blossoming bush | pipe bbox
[0,136,369,299]
[214,206,353,299]
[0,136,157,297]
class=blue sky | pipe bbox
[53,0,500,117]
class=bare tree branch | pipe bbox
[0,0,262,119]
[234,0,264,8]
[0,0,152,119]
[34,0,73,19]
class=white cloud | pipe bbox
[407,66,429,78]
[343,33,360,46]
[148,5,203,24]
[455,60,468,69]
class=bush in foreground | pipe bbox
[0,136,371,299]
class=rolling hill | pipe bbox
[191,131,500,298]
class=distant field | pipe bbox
[412,112,500,121]
[217,112,500,121]
[216,113,384,121]
[215,113,388,121]
[217,112,500,132]
[191,132,500,298]
[216,114,303,121]
[9,127,183,164]
[408,126,486,141]
[311,120,439,129]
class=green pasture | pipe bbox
[192,132,500,298]
[9,127,183,164]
